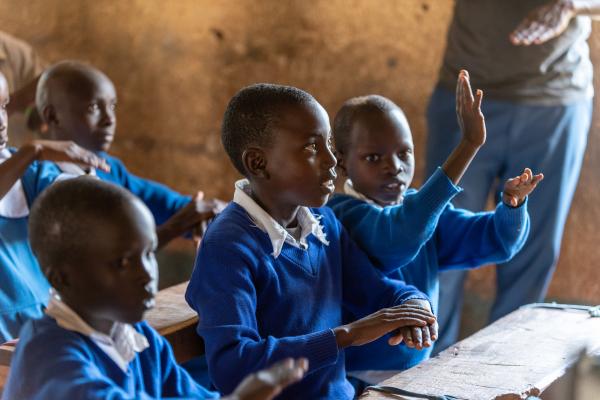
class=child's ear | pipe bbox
[242,147,270,179]
[335,150,347,177]
[42,105,59,128]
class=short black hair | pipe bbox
[36,60,112,119]
[29,177,139,271]
[333,95,403,154]
[221,83,317,175]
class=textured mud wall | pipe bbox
[1,1,598,301]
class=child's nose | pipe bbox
[385,154,403,175]
[321,144,337,170]
[100,107,115,126]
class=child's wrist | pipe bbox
[460,137,484,150]
[333,326,351,349]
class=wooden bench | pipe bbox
[145,280,204,363]
[360,306,600,399]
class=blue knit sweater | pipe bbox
[327,168,530,371]
[2,315,219,400]
[95,153,191,226]
[0,152,58,342]
[185,203,429,400]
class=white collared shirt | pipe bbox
[232,179,329,258]
[0,148,29,218]
[55,161,97,178]
[45,289,149,372]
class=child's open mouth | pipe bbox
[383,181,405,193]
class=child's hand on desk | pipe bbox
[227,358,309,400]
[333,304,436,349]
[502,168,544,207]
[456,70,486,149]
[394,299,438,350]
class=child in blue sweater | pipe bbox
[0,71,108,342]
[3,177,309,400]
[185,83,438,399]
[327,71,543,383]
[35,61,225,247]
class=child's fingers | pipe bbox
[531,173,544,184]
[461,70,475,104]
[411,327,423,349]
[429,322,438,341]
[388,331,404,346]
[421,326,431,348]
[401,327,415,348]
[505,176,521,190]
[474,89,484,111]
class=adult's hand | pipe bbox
[510,0,576,46]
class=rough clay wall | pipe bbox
[1,0,598,302]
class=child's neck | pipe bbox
[63,297,116,336]
[248,184,299,229]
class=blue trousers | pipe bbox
[425,86,592,353]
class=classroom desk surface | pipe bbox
[145,281,203,363]
[360,306,600,400]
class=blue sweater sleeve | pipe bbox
[328,167,461,273]
[3,323,217,400]
[20,160,62,207]
[185,239,339,395]
[99,155,191,226]
[332,210,431,318]
[140,322,219,399]
[436,199,530,271]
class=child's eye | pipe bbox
[365,154,380,162]
[110,103,117,111]
[399,150,413,160]
[115,256,131,269]
[304,143,318,153]
[327,137,334,150]
[87,103,100,113]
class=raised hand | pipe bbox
[510,0,576,46]
[333,303,436,349]
[456,70,486,148]
[27,140,109,172]
[227,358,309,400]
[503,168,544,207]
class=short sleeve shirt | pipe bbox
[0,31,44,93]
[439,0,593,105]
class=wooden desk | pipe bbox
[144,281,204,363]
[361,306,600,400]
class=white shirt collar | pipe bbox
[0,149,29,218]
[45,289,149,372]
[55,162,97,178]
[232,179,329,258]
[343,179,379,207]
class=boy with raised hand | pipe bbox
[327,71,543,383]
[185,83,437,399]
[0,71,107,342]
[3,177,309,400]
[35,61,225,247]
